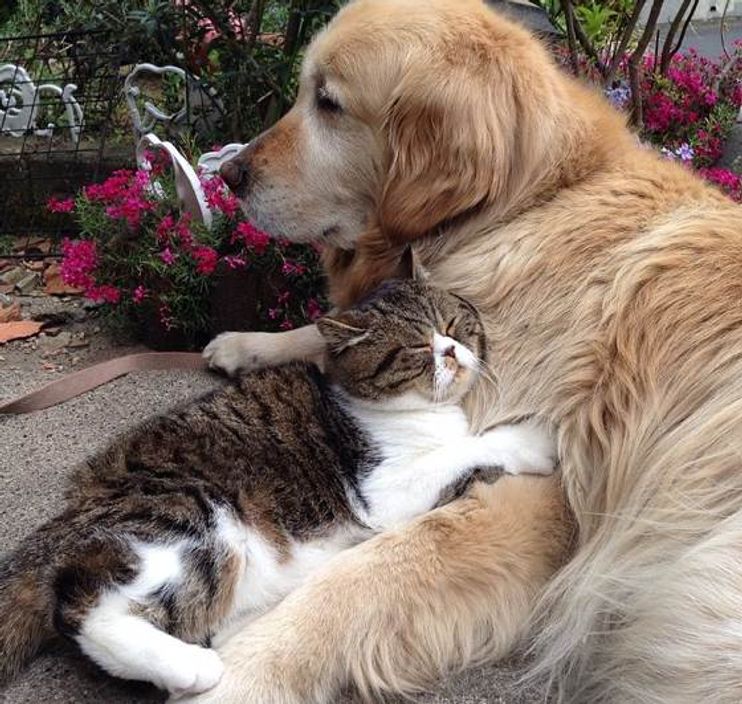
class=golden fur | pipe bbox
[193,1,742,702]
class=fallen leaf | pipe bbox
[0,302,21,323]
[13,237,52,254]
[0,320,43,343]
[43,262,82,296]
[24,259,46,272]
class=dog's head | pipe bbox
[220,0,563,249]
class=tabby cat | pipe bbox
[0,280,555,696]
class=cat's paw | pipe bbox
[478,420,557,476]
[160,645,224,698]
[203,332,265,376]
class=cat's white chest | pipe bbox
[352,402,474,530]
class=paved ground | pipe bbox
[663,18,742,58]
[0,298,541,704]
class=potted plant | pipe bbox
[50,157,326,350]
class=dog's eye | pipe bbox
[316,86,342,114]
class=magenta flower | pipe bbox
[156,214,176,242]
[60,239,98,289]
[159,248,176,266]
[173,213,194,250]
[159,303,175,330]
[83,170,132,203]
[306,298,324,321]
[279,319,294,331]
[281,260,307,276]
[47,196,75,213]
[132,285,148,304]
[224,254,247,269]
[87,284,121,304]
[201,175,240,218]
[192,246,219,275]
[233,221,271,254]
[699,167,742,202]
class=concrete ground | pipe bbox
[666,18,742,58]
[0,297,541,704]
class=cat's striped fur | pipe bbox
[0,280,555,696]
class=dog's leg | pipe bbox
[203,324,325,376]
[173,474,571,704]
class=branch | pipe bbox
[604,0,649,86]
[720,0,732,59]
[562,0,580,75]
[628,0,666,126]
[659,0,692,72]
[660,0,700,75]
[245,0,265,50]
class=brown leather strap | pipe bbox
[0,352,208,415]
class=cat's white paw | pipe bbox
[479,420,557,476]
[203,332,261,376]
[159,645,224,698]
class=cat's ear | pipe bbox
[408,247,430,283]
[317,316,370,354]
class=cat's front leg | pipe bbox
[203,324,325,375]
[476,419,557,476]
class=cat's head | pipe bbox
[317,280,486,405]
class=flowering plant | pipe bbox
[640,47,742,170]
[562,41,742,203]
[51,159,326,346]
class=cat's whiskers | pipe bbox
[473,356,500,393]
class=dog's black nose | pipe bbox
[220,159,249,196]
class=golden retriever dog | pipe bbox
[188,0,742,702]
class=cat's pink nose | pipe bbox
[443,345,456,359]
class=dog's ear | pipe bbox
[378,29,555,245]
[379,63,514,243]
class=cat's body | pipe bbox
[0,281,555,696]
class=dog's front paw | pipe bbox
[203,332,263,376]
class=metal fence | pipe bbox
[0,28,129,243]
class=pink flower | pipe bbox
[267,307,280,320]
[132,285,148,304]
[306,298,324,321]
[233,221,271,254]
[175,214,194,249]
[281,260,307,276]
[60,239,98,289]
[47,196,75,213]
[224,254,247,269]
[280,319,294,331]
[192,246,219,275]
[156,214,176,242]
[105,198,152,230]
[84,170,133,202]
[159,303,175,330]
[87,284,121,304]
[86,169,154,230]
[699,167,742,202]
[201,175,240,217]
[160,247,176,266]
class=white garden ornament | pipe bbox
[136,135,249,232]
[128,62,248,231]
[0,63,84,143]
